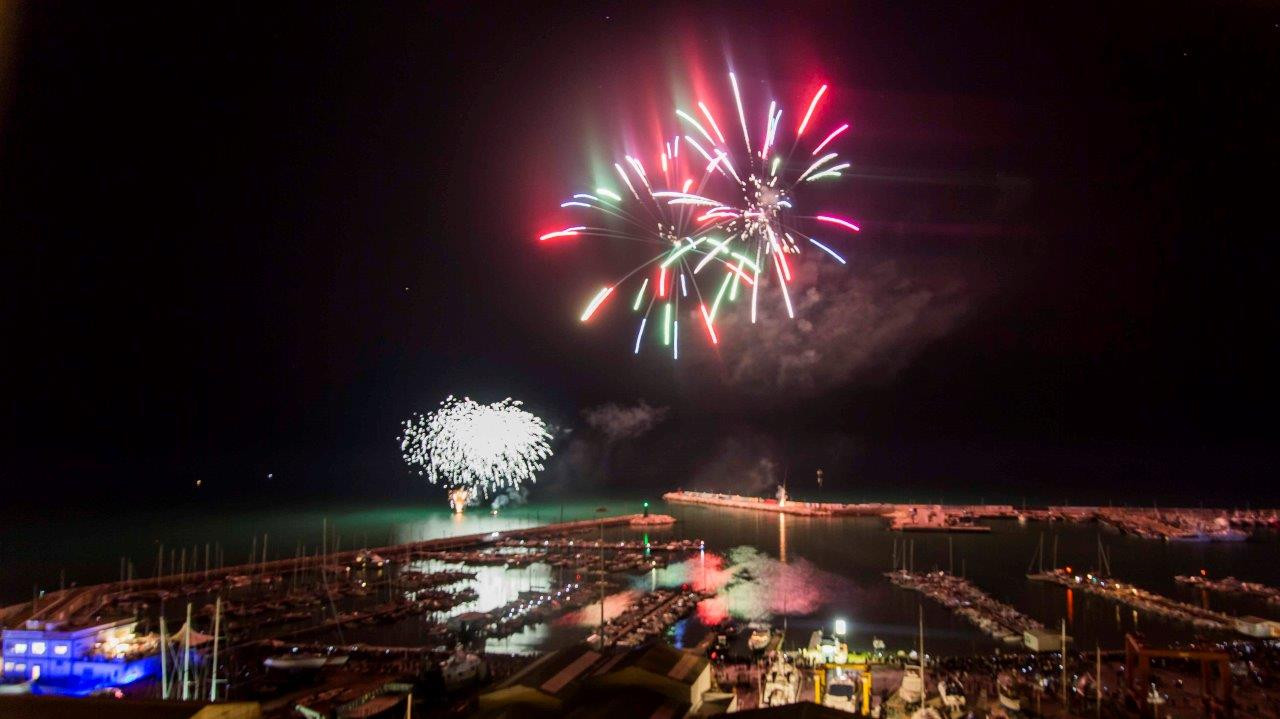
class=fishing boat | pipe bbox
[823,669,860,712]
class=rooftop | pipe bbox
[0,695,262,719]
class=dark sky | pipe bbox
[3,2,1277,508]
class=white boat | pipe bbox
[1210,528,1249,542]
[353,549,387,567]
[823,670,860,713]
[747,624,772,652]
[806,630,849,664]
[996,672,1025,711]
[264,653,328,671]
[898,664,924,704]
[939,678,966,711]
[442,649,487,689]
[761,655,802,707]
[1147,685,1167,706]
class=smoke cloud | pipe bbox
[490,487,528,511]
[705,253,971,393]
[582,400,670,442]
[688,435,782,495]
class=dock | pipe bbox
[1,513,661,629]
[1029,569,1244,634]
[887,570,1041,644]
[1176,574,1280,604]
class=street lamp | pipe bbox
[834,619,848,637]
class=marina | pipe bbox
[6,497,1280,716]
[9,4,1277,716]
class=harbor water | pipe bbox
[4,497,1278,656]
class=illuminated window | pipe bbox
[53,644,68,656]
[10,643,26,655]
[3,662,12,672]
[14,663,24,673]
[31,642,46,655]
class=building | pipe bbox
[1023,628,1067,652]
[587,642,716,713]
[732,703,858,719]
[479,643,603,715]
[1,618,159,693]
[0,695,261,718]
[478,641,729,718]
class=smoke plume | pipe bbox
[582,400,670,442]
[705,253,971,393]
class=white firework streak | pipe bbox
[398,396,553,500]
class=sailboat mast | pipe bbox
[181,602,192,700]
[159,612,169,700]
[210,596,221,701]
[1060,619,1068,713]
[918,604,926,711]
[1095,644,1102,718]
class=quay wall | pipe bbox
[662,491,1018,518]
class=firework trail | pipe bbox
[399,396,553,504]
[541,72,861,356]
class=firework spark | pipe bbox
[543,71,860,356]
[399,396,552,504]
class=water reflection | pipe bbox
[648,546,850,624]
[393,511,542,544]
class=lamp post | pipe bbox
[596,506,608,650]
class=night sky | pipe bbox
[3,2,1277,509]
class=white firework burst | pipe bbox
[399,396,553,501]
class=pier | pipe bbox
[1029,569,1244,634]
[887,570,1042,644]
[664,490,1280,540]
[664,490,1016,521]
[1176,574,1280,604]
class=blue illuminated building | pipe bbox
[1,618,159,695]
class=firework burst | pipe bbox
[541,72,861,356]
[399,396,552,504]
